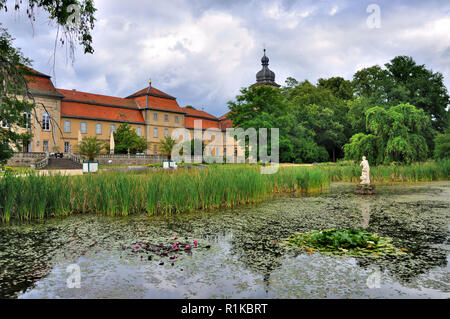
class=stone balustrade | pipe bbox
[7,153,47,167]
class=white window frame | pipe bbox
[80,122,87,134]
[64,120,71,133]
[42,111,50,131]
[175,116,179,123]
[64,141,71,153]
[164,128,169,137]
[153,127,158,138]
[153,113,158,121]
[111,124,116,133]
[23,112,32,129]
[1,119,8,128]
[96,123,102,135]
[164,114,169,122]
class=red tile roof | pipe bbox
[61,101,145,123]
[219,112,231,120]
[25,67,51,78]
[57,89,138,109]
[185,117,220,130]
[219,112,234,130]
[183,107,220,130]
[133,95,186,113]
[183,107,218,120]
[127,87,176,100]
[25,67,63,98]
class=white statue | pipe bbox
[360,156,370,185]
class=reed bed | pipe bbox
[326,160,449,183]
[0,166,329,222]
[0,160,448,223]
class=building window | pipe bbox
[164,128,169,137]
[43,140,49,153]
[153,128,158,138]
[153,113,158,121]
[1,119,8,128]
[23,140,32,153]
[96,123,102,135]
[23,112,32,129]
[81,122,87,134]
[153,144,157,154]
[64,142,71,153]
[42,111,50,131]
[164,114,169,122]
[209,133,213,141]
[175,116,179,123]
[64,120,71,133]
[137,127,142,136]
[173,129,179,139]
[111,124,116,133]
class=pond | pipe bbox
[0,182,449,299]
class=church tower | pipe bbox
[251,49,280,88]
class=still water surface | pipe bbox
[0,182,448,299]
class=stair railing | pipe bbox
[66,153,83,165]
[33,155,49,170]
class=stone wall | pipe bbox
[7,153,46,167]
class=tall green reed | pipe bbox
[0,160,448,222]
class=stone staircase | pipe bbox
[44,158,83,170]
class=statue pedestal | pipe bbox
[355,184,376,195]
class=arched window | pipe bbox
[42,111,50,131]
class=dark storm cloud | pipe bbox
[2,0,449,117]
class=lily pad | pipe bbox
[281,229,406,258]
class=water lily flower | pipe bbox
[174,236,178,240]
[174,255,178,259]
[186,245,190,249]
[193,240,198,244]
[193,245,197,248]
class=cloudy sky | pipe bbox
[3,0,450,116]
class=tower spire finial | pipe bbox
[252,47,280,88]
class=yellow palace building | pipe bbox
[8,68,238,158]
[4,50,278,161]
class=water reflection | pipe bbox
[359,199,372,229]
[0,182,448,298]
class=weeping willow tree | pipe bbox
[344,103,435,165]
